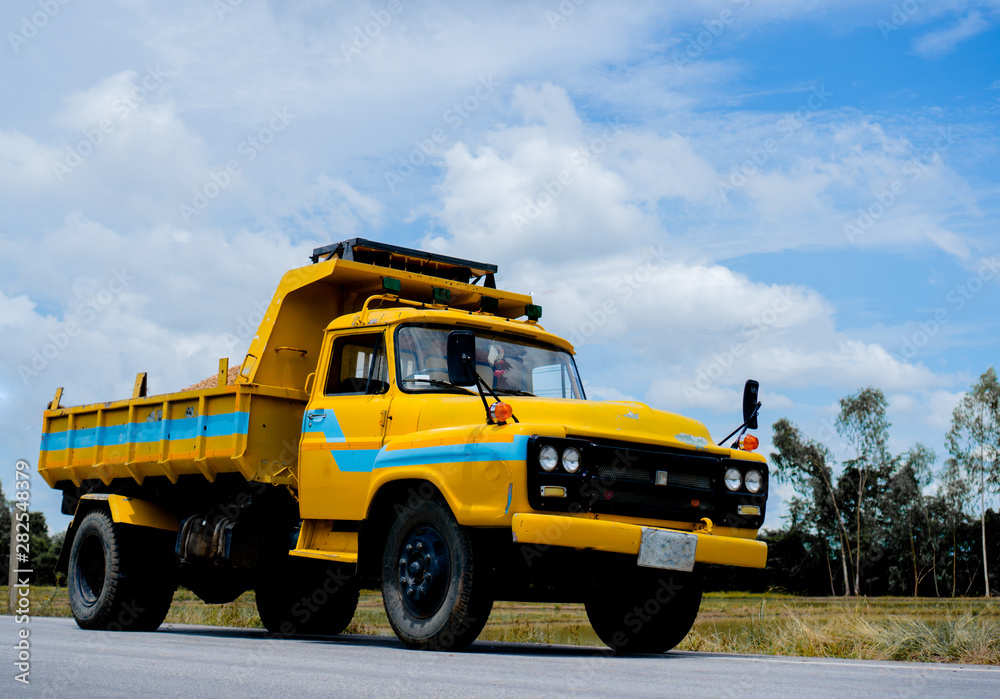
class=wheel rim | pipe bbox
[77,533,107,607]
[395,524,450,618]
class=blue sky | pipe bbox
[1,0,998,531]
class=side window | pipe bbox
[325,334,388,395]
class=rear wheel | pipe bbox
[255,559,359,636]
[381,496,493,651]
[585,567,702,655]
[68,509,177,631]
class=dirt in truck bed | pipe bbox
[182,364,242,391]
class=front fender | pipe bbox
[368,424,546,526]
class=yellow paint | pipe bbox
[79,494,180,532]
[39,381,308,489]
[291,519,359,563]
[511,513,768,569]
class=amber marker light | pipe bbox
[491,402,513,424]
[739,434,760,452]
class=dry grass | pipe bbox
[678,599,1000,664]
[7,586,997,664]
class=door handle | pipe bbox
[307,412,326,421]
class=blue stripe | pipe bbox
[302,408,346,443]
[332,449,381,472]
[39,411,250,453]
[338,434,529,473]
[374,436,529,469]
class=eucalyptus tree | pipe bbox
[946,367,1000,597]
[836,387,892,595]
[892,445,938,596]
[771,418,854,595]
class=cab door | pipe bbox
[298,330,391,521]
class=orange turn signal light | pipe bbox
[739,434,760,452]
[491,401,513,423]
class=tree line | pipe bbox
[707,367,1000,596]
[0,487,63,588]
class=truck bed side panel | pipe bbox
[38,385,307,489]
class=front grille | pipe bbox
[667,472,712,490]
[595,465,712,490]
[597,464,650,482]
[526,436,768,528]
[593,487,714,513]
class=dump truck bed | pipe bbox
[38,381,308,490]
[39,239,531,494]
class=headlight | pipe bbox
[562,448,581,473]
[724,467,742,492]
[539,445,558,472]
[745,469,762,494]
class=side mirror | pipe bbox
[742,379,759,430]
[447,330,478,386]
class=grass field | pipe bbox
[7,586,998,665]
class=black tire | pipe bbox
[255,559,359,636]
[585,567,702,655]
[381,496,493,651]
[68,509,177,631]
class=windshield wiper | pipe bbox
[493,389,535,396]
[402,378,475,395]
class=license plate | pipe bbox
[637,528,697,572]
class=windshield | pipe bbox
[394,325,585,399]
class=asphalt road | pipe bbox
[3,616,998,697]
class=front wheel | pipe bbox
[585,567,702,655]
[381,496,493,651]
[67,510,177,631]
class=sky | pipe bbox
[1,0,998,533]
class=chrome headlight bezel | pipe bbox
[562,447,581,473]
[539,445,559,472]
[724,467,743,492]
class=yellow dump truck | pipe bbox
[38,238,769,653]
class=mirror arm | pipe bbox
[717,401,761,447]
[463,354,519,425]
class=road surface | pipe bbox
[3,616,998,697]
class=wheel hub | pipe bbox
[77,534,107,605]
[396,525,448,617]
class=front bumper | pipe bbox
[511,513,767,569]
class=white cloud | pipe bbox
[420,88,964,426]
[0,130,62,191]
[913,10,992,58]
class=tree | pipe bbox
[905,445,938,595]
[946,367,1000,597]
[836,387,892,595]
[0,479,9,583]
[887,445,937,596]
[938,457,971,596]
[770,418,854,595]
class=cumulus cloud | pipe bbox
[0,131,62,191]
[420,86,964,424]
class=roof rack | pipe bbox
[310,238,497,287]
